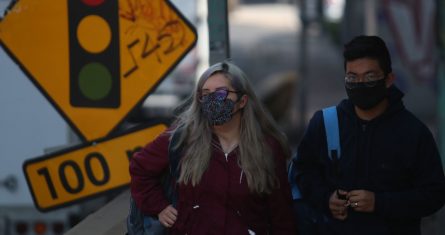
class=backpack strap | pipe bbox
[287,107,340,201]
[168,126,184,180]
[165,126,184,207]
[322,106,340,161]
[288,154,302,200]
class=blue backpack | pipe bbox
[288,106,340,235]
[127,127,183,235]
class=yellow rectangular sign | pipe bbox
[23,124,166,211]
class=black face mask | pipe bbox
[345,78,388,110]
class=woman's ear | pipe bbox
[238,94,248,109]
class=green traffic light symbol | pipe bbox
[78,62,112,101]
[69,0,120,108]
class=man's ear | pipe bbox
[386,73,395,88]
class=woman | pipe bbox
[130,61,296,234]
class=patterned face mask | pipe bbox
[201,91,237,126]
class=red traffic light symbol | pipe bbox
[82,0,106,7]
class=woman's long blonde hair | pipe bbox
[171,61,290,194]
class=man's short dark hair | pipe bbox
[343,35,392,75]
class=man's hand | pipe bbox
[158,205,178,228]
[329,190,348,220]
[347,190,375,213]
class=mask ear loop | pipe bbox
[233,92,242,102]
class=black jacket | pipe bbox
[295,86,445,235]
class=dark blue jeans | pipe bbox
[293,199,333,235]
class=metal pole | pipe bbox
[439,0,445,169]
[364,0,377,35]
[207,0,230,65]
[298,0,308,136]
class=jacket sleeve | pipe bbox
[374,127,445,219]
[267,140,297,234]
[129,130,171,216]
[295,111,335,213]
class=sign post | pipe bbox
[207,0,230,65]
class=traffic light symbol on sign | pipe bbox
[68,0,120,108]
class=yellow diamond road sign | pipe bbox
[0,0,197,141]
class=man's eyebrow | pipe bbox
[346,70,379,75]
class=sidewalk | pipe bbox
[229,3,345,143]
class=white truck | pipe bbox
[0,23,82,235]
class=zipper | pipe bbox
[239,170,244,184]
[362,123,367,131]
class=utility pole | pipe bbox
[297,0,308,136]
[207,0,230,65]
[439,0,445,169]
[364,0,377,35]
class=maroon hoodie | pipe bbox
[130,130,296,235]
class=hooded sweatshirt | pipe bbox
[130,131,296,235]
[295,85,445,235]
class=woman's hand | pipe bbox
[158,205,178,228]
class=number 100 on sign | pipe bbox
[23,124,166,211]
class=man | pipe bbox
[295,35,445,235]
